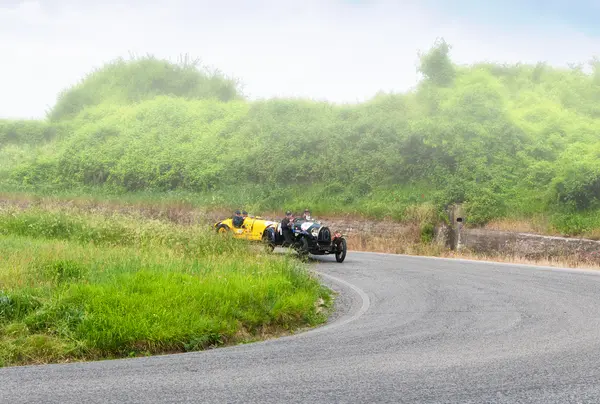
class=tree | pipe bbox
[418,38,456,87]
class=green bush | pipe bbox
[464,188,507,226]
[48,55,242,121]
[0,120,57,147]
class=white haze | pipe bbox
[1,0,599,119]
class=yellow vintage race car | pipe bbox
[214,216,279,243]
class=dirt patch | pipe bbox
[0,195,412,235]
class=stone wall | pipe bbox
[306,217,407,236]
[457,228,600,261]
[437,203,600,262]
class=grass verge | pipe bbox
[1,193,599,270]
[0,208,332,367]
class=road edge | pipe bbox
[346,250,600,276]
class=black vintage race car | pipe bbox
[263,218,347,263]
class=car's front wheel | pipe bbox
[335,238,347,263]
[294,237,310,259]
[262,232,275,253]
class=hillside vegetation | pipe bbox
[2,41,600,235]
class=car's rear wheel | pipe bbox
[216,224,230,234]
[335,238,347,263]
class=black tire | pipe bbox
[335,238,347,263]
[295,237,310,258]
[216,223,230,234]
[262,232,275,253]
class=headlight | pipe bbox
[311,227,319,237]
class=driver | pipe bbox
[232,210,244,228]
[280,210,295,246]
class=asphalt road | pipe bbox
[4,251,600,403]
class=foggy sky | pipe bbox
[1,0,600,119]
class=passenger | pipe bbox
[242,210,248,219]
[302,208,312,221]
[281,210,295,246]
[232,210,244,228]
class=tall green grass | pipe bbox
[0,209,331,367]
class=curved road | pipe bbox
[4,252,600,403]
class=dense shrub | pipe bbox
[48,55,242,121]
[0,120,57,147]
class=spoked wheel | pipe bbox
[262,233,275,253]
[216,224,230,234]
[295,237,310,261]
[335,238,347,263]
